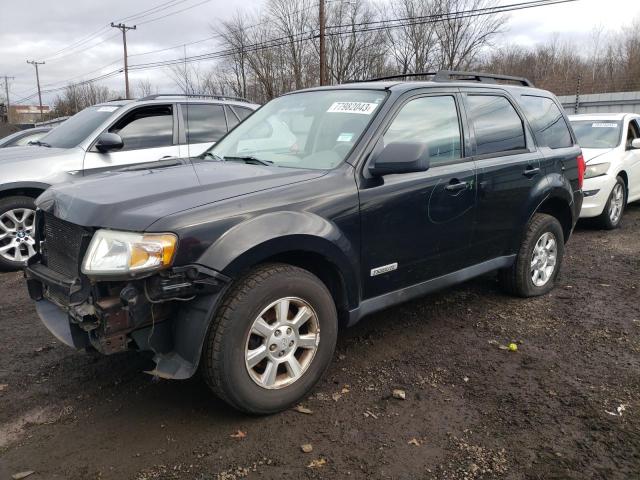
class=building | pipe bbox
[10,104,52,124]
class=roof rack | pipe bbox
[139,93,252,103]
[360,70,534,87]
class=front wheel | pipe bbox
[499,213,564,297]
[201,263,338,414]
[596,177,626,230]
[0,196,37,271]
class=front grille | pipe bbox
[41,212,88,278]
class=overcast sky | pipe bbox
[1,0,639,107]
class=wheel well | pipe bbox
[257,251,351,326]
[537,197,572,242]
[0,187,45,200]
[618,170,628,194]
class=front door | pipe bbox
[624,118,640,202]
[83,104,180,174]
[359,93,477,299]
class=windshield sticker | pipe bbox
[97,106,119,112]
[337,133,354,142]
[592,123,618,128]
[327,102,378,115]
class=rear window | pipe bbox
[570,120,622,149]
[519,95,572,149]
[467,95,526,156]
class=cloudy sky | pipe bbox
[1,0,638,107]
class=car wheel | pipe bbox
[0,196,37,271]
[202,263,338,414]
[596,176,626,230]
[499,213,564,297]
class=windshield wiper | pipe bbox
[202,151,224,161]
[223,155,273,166]
[28,140,51,147]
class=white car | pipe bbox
[569,113,640,229]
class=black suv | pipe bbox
[25,71,584,414]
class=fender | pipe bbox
[0,181,51,195]
[196,211,360,309]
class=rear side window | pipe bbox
[383,95,462,165]
[232,106,253,121]
[519,95,572,149]
[110,105,173,151]
[467,95,526,156]
[182,104,227,143]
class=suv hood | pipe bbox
[0,145,73,162]
[37,159,326,231]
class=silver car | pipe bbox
[0,94,258,270]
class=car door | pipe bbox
[358,92,477,299]
[462,90,541,263]
[83,104,179,174]
[177,103,230,157]
[623,118,640,202]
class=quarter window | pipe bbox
[383,95,462,165]
[182,104,227,143]
[519,95,572,149]
[110,105,173,151]
[467,95,526,156]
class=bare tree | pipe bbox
[136,78,155,98]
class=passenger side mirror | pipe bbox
[631,138,640,150]
[95,132,124,153]
[368,142,430,176]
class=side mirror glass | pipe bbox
[368,142,430,176]
[95,132,124,153]
[631,138,640,150]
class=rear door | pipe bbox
[177,103,230,157]
[462,90,541,262]
[83,104,179,174]
[358,92,477,299]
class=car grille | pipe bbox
[41,212,89,278]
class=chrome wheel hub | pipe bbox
[245,297,320,390]
[530,232,557,287]
[609,183,624,224]
[0,208,36,263]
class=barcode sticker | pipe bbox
[327,102,378,115]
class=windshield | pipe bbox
[38,105,123,148]
[208,89,387,169]
[570,120,622,149]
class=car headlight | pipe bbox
[82,230,177,275]
[584,162,610,179]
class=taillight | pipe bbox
[576,154,585,190]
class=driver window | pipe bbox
[383,95,462,165]
[109,105,173,151]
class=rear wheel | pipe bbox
[499,213,564,297]
[0,196,37,271]
[202,263,338,414]
[596,177,626,230]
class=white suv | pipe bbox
[0,94,258,270]
[569,113,640,229]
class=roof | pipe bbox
[568,113,638,121]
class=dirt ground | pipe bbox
[1,206,639,480]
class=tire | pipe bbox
[499,213,564,297]
[202,263,338,414]
[595,176,626,230]
[0,196,37,271]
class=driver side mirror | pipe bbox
[368,142,430,177]
[631,138,640,150]
[95,132,124,153]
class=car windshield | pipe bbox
[38,105,123,149]
[570,120,622,149]
[207,89,387,170]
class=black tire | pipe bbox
[0,195,37,272]
[202,263,338,414]
[499,213,564,297]
[595,176,626,230]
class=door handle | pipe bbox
[445,180,469,192]
[523,166,540,177]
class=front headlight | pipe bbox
[584,162,611,179]
[82,230,177,275]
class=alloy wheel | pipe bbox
[608,183,624,225]
[245,297,320,389]
[530,231,557,287]
[0,208,36,263]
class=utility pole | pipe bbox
[319,0,327,86]
[1,75,15,123]
[111,22,137,99]
[27,61,45,120]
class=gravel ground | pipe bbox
[1,205,639,480]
